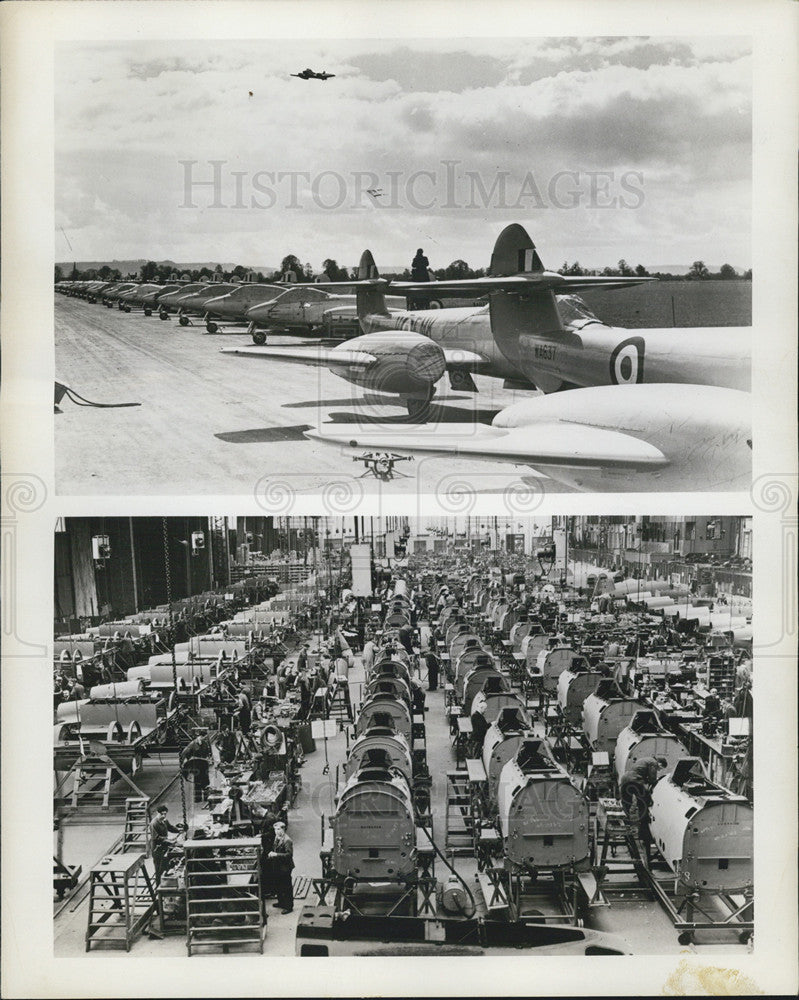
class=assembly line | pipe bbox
[53,517,754,958]
[55,223,751,495]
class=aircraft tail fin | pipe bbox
[355,250,390,321]
[488,225,565,373]
[489,222,546,276]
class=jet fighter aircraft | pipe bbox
[304,383,751,493]
[117,283,164,312]
[100,282,138,307]
[291,68,335,80]
[173,283,238,324]
[140,284,182,315]
[201,284,289,333]
[225,223,749,411]
[223,223,751,492]
[157,282,209,318]
[245,286,408,343]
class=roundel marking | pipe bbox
[609,336,646,385]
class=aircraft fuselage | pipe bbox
[363,306,750,394]
[512,321,751,393]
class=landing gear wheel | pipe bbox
[143,307,152,317]
[406,392,435,422]
[179,315,189,327]
[677,931,694,946]
[159,310,169,321]
[739,930,752,945]
[206,322,218,334]
[252,330,267,346]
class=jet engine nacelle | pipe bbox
[331,330,446,397]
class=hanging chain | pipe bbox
[163,518,188,829]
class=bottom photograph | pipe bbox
[52,514,754,957]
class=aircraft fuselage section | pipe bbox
[514,323,751,393]
[361,307,750,394]
[362,306,521,382]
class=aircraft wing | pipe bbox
[391,274,655,296]
[220,345,375,370]
[304,422,669,470]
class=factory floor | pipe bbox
[54,641,748,957]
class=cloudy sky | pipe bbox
[56,36,751,272]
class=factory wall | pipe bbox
[55,517,220,620]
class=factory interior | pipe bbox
[53,515,754,957]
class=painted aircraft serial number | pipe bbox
[534,344,557,361]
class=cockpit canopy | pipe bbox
[555,294,601,328]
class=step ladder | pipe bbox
[122,798,151,854]
[327,680,353,723]
[444,771,474,855]
[71,761,114,809]
[590,798,653,906]
[185,837,264,955]
[85,853,156,951]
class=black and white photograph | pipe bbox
[52,515,754,957]
[1,0,797,997]
[54,35,753,496]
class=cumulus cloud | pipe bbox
[55,36,751,269]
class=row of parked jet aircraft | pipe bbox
[56,223,751,494]
[55,273,402,343]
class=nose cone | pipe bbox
[178,293,206,311]
[246,302,275,324]
[204,295,234,318]
[408,340,447,386]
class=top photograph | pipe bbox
[54,36,752,498]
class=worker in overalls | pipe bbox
[150,805,185,883]
[618,756,667,863]
[182,731,212,803]
[227,785,254,836]
[268,821,295,914]
[425,649,440,692]
[259,811,279,909]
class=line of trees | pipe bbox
[56,255,752,286]
[557,259,752,281]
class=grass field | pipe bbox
[578,280,751,328]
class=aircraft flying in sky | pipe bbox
[290,68,335,80]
